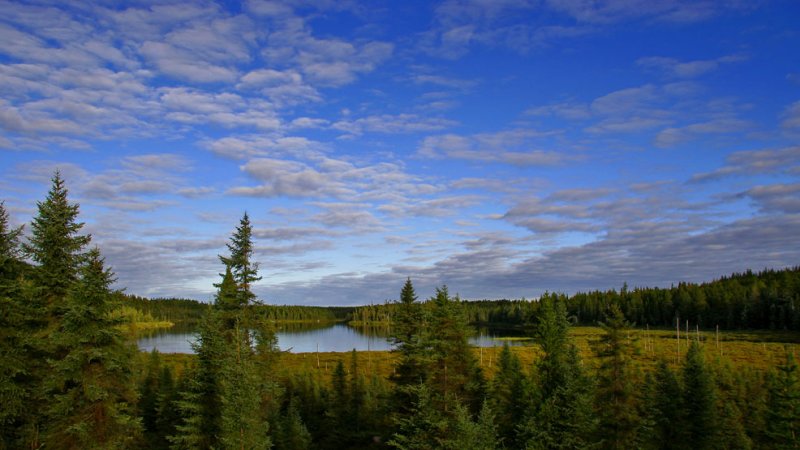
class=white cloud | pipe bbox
[782,100,800,129]
[637,54,747,78]
[418,129,567,166]
[332,114,458,136]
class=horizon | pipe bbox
[2,1,799,305]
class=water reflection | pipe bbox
[137,322,532,354]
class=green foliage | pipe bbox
[488,343,527,449]
[427,286,484,412]
[22,171,91,307]
[219,212,261,307]
[388,383,449,450]
[644,360,683,450]
[274,396,312,450]
[0,202,32,448]
[765,352,800,448]
[42,249,141,449]
[593,304,641,449]
[219,325,271,450]
[170,312,227,449]
[520,294,596,449]
[682,341,717,450]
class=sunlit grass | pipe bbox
[157,326,800,384]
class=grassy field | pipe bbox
[157,326,800,383]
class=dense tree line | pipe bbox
[122,294,353,324]
[2,173,800,449]
[351,268,800,331]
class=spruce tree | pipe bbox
[520,295,596,449]
[22,171,91,308]
[0,201,29,447]
[275,396,312,450]
[682,341,717,450]
[645,360,683,450]
[765,352,800,448]
[219,212,260,307]
[390,278,430,426]
[441,401,498,450]
[0,201,23,266]
[593,304,641,449]
[489,343,527,449]
[391,278,427,387]
[170,312,227,449]
[140,350,163,446]
[427,286,484,412]
[388,384,449,450]
[42,248,140,449]
[219,324,271,450]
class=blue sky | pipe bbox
[1,0,799,305]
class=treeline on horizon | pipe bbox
[350,267,800,331]
[3,172,800,450]
[120,294,354,324]
[126,266,800,332]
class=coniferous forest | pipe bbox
[2,172,800,450]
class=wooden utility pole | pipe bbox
[676,316,681,362]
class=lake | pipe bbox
[136,323,530,354]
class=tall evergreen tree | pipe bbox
[520,295,596,449]
[765,352,800,448]
[391,278,427,387]
[219,324,271,450]
[274,396,312,450]
[682,341,717,450]
[0,201,29,447]
[645,360,683,450]
[22,171,91,308]
[0,201,23,266]
[593,304,641,449]
[488,343,527,449]
[170,312,227,449]
[42,248,141,449]
[427,286,484,412]
[390,278,431,425]
[219,212,260,307]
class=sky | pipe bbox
[1,0,799,306]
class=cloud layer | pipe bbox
[1,0,798,305]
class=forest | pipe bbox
[1,172,799,450]
[350,268,800,331]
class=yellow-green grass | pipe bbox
[155,327,800,385]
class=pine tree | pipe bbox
[349,349,366,438]
[320,360,350,449]
[42,248,141,449]
[140,350,163,446]
[488,343,526,449]
[22,171,91,308]
[219,324,271,450]
[0,201,23,266]
[275,396,312,450]
[765,352,800,448]
[388,384,449,450]
[682,341,717,450]
[219,212,261,307]
[427,286,484,412]
[391,278,427,388]
[645,360,683,450]
[154,366,179,450]
[170,312,227,449]
[442,401,499,450]
[593,304,641,449]
[520,295,596,449]
[390,278,430,427]
[0,201,29,447]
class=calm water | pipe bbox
[136,323,530,354]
